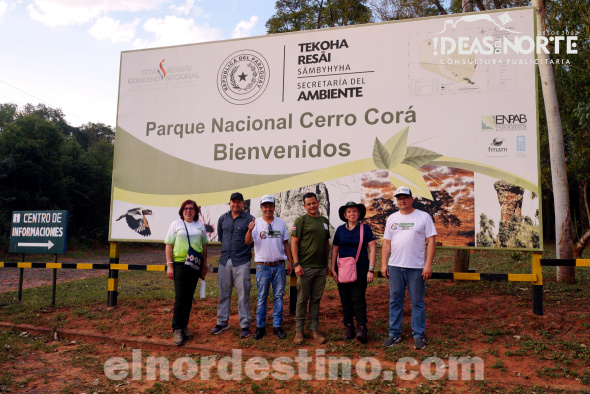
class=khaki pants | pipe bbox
[295,266,326,332]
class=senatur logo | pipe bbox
[431,12,578,57]
[126,60,199,87]
[217,50,270,105]
[157,59,166,80]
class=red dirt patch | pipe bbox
[1,276,589,393]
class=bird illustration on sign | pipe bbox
[116,208,153,236]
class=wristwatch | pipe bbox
[293,262,300,267]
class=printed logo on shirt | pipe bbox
[292,226,297,231]
[261,230,281,239]
[391,222,415,230]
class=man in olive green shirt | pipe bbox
[291,192,330,345]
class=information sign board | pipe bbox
[9,210,68,254]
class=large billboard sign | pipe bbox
[110,8,541,250]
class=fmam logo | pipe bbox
[481,114,527,131]
[488,137,507,153]
[157,59,166,80]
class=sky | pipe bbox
[0,0,276,127]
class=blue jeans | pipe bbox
[388,266,425,338]
[255,264,286,328]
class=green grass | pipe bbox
[1,243,590,393]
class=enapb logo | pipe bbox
[482,114,527,131]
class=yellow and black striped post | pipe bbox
[51,255,58,306]
[289,274,297,315]
[17,253,25,302]
[107,242,120,307]
[532,252,543,316]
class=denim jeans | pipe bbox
[255,264,286,328]
[388,266,425,338]
[217,258,252,328]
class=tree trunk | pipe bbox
[454,249,470,272]
[574,230,590,258]
[452,0,473,273]
[574,181,590,258]
[533,0,575,283]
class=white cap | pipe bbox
[394,186,412,197]
[260,195,275,205]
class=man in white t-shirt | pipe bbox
[381,186,437,350]
[246,195,293,340]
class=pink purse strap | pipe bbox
[353,223,364,263]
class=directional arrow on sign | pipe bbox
[17,240,54,249]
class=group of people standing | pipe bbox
[164,186,436,350]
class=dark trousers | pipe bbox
[172,262,200,331]
[337,267,368,327]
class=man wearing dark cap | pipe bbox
[381,186,437,350]
[212,192,254,338]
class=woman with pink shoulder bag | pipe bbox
[330,201,376,344]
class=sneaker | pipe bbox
[414,337,426,349]
[294,331,304,345]
[254,327,265,340]
[182,328,193,340]
[173,329,184,346]
[273,327,287,339]
[343,324,355,340]
[240,328,251,338]
[356,326,368,344]
[383,335,401,347]
[211,324,230,335]
[311,330,327,344]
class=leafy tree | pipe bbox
[73,122,115,150]
[414,190,461,228]
[365,196,398,236]
[266,0,372,33]
[369,0,529,21]
[0,103,17,132]
[476,213,495,247]
[369,0,450,20]
[0,112,67,242]
[541,0,590,262]
[21,103,77,137]
[0,103,115,247]
[497,221,508,247]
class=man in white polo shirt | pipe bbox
[381,186,437,350]
[246,195,293,340]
